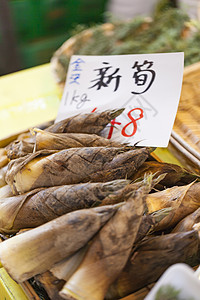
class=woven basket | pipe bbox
[169,62,200,174]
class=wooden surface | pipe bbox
[171,62,200,174]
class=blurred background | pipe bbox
[0,0,108,76]
[0,0,199,76]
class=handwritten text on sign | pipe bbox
[56,53,184,147]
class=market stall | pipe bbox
[0,1,200,300]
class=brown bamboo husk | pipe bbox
[146,181,200,231]
[0,149,9,168]
[0,165,8,188]
[50,245,89,283]
[0,185,13,199]
[6,129,123,159]
[0,203,120,282]
[49,208,170,287]
[5,131,36,160]
[193,222,200,235]
[6,147,149,195]
[33,129,123,150]
[45,108,124,135]
[172,207,200,233]
[15,131,33,142]
[35,271,65,300]
[0,188,43,233]
[0,179,129,233]
[105,230,200,299]
[6,140,35,160]
[134,207,172,244]
[59,177,153,300]
[98,173,166,207]
[131,160,199,188]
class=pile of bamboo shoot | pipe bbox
[0,108,199,300]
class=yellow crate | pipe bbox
[0,63,61,142]
[0,267,29,300]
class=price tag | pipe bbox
[56,53,184,147]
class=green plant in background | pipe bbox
[74,6,190,57]
[55,0,200,84]
[153,0,177,18]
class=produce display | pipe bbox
[0,108,199,300]
[0,1,200,298]
[48,0,200,176]
[51,1,200,87]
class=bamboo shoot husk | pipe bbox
[0,165,8,188]
[6,147,149,195]
[6,129,123,159]
[34,128,123,150]
[0,149,9,168]
[6,140,34,160]
[0,188,43,233]
[5,131,35,160]
[172,207,200,233]
[15,131,33,142]
[0,185,13,199]
[131,161,199,188]
[45,108,124,134]
[193,222,200,234]
[146,181,200,230]
[49,208,171,285]
[105,230,200,299]
[99,173,166,207]
[134,207,172,244]
[0,180,129,233]
[35,271,65,300]
[0,203,120,282]
[51,245,89,282]
[60,177,152,300]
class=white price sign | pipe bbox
[56,53,184,147]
